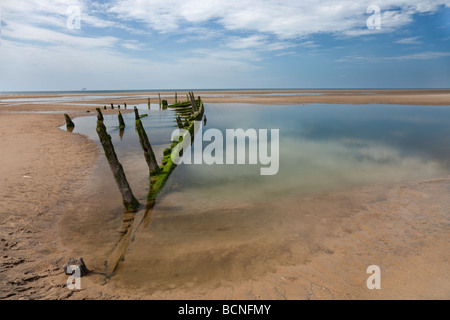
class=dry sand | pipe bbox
[0,90,449,300]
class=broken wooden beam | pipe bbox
[96,108,104,121]
[118,111,126,129]
[134,107,160,175]
[64,114,75,128]
[96,116,140,212]
[134,107,140,120]
[189,91,198,112]
[176,116,184,129]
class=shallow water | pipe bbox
[61,103,450,293]
[0,92,332,106]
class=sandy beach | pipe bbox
[1,90,449,300]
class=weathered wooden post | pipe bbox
[104,105,107,110]
[189,91,198,112]
[176,116,184,129]
[64,114,75,128]
[96,109,140,212]
[134,106,140,120]
[147,98,151,110]
[124,103,127,110]
[63,257,89,277]
[162,100,168,109]
[134,107,160,175]
[158,93,162,109]
[118,105,121,109]
[111,103,114,110]
[96,108,104,121]
[175,92,178,105]
[118,111,126,129]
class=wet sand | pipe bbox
[0,90,449,300]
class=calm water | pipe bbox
[168,103,450,203]
[1,91,329,106]
[70,103,450,200]
[63,103,450,290]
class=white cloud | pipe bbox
[337,51,450,63]
[391,51,450,61]
[1,0,449,90]
[227,35,268,50]
[395,36,423,45]
[3,21,120,48]
[108,0,450,38]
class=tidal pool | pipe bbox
[61,103,450,294]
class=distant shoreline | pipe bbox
[2,88,450,97]
[1,90,449,112]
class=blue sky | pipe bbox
[0,0,449,91]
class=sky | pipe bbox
[0,0,449,91]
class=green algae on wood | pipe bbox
[147,157,177,202]
[168,101,191,108]
[134,107,140,120]
[145,95,205,205]
[176,116,184,129]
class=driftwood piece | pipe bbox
[135,107,160,175]
[96,119,140,212]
